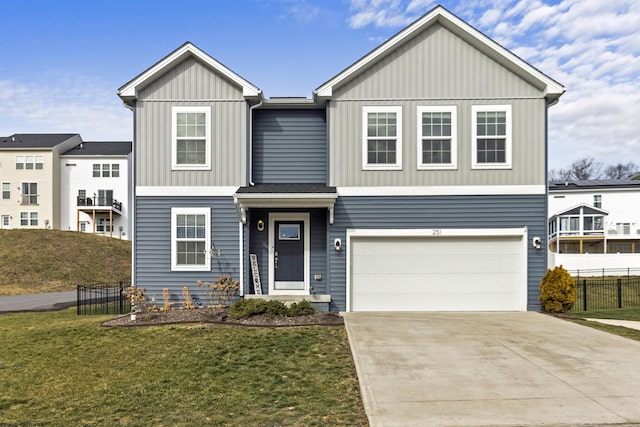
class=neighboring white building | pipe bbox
[60,141,132,239]
[548,180,640,274]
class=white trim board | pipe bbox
[337,185,546,196]
[136,186,238,197]
[268,213,310,296]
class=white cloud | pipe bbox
[0,76,131,141]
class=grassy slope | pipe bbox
[0,309,368,426]
[0,229,131,295]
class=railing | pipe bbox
[77,282,129,315]
[571,275,640,312]
[77,196,123,211]
[20,195,38,205]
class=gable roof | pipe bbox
[315,5,565,103]
[0,133,80,149]
[550,203,609,218]
[62,141,132,157]
[549,180,640,191]
[118,42,262,106]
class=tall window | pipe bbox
[472,105,512,169]
[417,106,457,170]
[111,164,120,177]
[93,164,101,177]
[16,156,43,170]
[21,183,38,205]
[171,207,211,271]
[97,190,113,206]
[593,195,602,208]
[362,106,402,170]
[20,212,38,226]
[1,182,9,200]
[172,106,211,170]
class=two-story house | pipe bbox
[60,141,132,239]
[548,180,640,274]
[118,6,564,311]
[0,134,81,230]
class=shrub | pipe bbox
[264,300,289,318]
[288,300,317,317]
[540,265,576,313]
[228,299,268,319]
[197,276,239,307]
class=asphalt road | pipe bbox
[0,291,76,313]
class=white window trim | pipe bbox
[1,182,10,200]
[471,105,512,170]
[170,207,211,272]
[362,105,402,171]
[171,106,212,171]
[417,106,457,170]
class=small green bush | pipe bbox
[228,299,268,319]
[540,265,576,313]
[228,298,318,319]
[288,300,317,317]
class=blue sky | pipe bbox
[0,0,638,170]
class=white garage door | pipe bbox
[350,233,526,311]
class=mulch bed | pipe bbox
[102,307,344,328]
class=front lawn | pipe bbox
[0,309,368,426]
[574,307,640,321]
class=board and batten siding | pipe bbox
[135,57,248,187]
[134,196,240,302]
[328,194,546,311]
[328,22,548,187]
[252,109,327,184]
[246,208,328,295]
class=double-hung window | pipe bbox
[21,183,38,205]
[2,182,9,200]
[362,106,402,170]
[172,106,211,170]
[472,105,512,169]
[16,156,43,170]
[417,106,457,170]
[171,207,211,271]
[20,212,38,227]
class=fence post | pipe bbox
[617,278,623,309]
[583,280,588,312]
[119,281,124,314]
[77,285,80,316]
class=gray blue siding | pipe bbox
[252,109,327,183]
[328,194,547,311]
[135,196,240,304]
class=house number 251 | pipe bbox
[432,229,442,236]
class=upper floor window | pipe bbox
[93,163,120,178]
[417,106,457,170]
[362,106,402,170]
[172,106,211,170]
[20,183,38,205]
[472,105,512,169]
[593,195,602,208]
[171,207,211,271]
[2,182,9,200]
[16,155,43,170]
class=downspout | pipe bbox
[248,98,264,186]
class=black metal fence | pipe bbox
[571,276,640,312]
[77,282,130,315]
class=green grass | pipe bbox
[573,307,640,321]
[569,319,640,342]
[0,229,131,295]
[571,277,640,311]
[0,309,368,426]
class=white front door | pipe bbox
[268,213,310,295]
[1,215,10,229]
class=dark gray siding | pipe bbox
[246,208,328,295]
[252,109,327,183]
[135,196,240,303]
[328,195,546,311]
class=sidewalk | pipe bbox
[585,318,640,331]
[0,291,76,313]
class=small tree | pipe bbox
[539,266,575,313]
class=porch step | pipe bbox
[244,294,331,304]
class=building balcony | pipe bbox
[77,196,123,214]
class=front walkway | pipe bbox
[343,312,640,427]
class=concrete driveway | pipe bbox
[343,312,640,427]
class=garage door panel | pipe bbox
[350,234,525,311]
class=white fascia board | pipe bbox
[136,186,238,197]
[234,193,338,208]
[337,185,546,197]
[315,6,564,99]
[118,43,261,100]
[347,227,527,238]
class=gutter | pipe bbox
[248,98,264,186]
